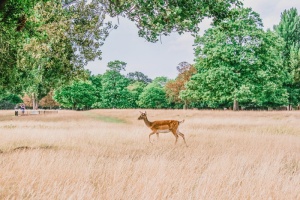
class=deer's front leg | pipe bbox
[149,132,156,143]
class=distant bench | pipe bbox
[16,110,58,116]
[29,110,59,115]
[30,110,58,115]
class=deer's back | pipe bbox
[150,120,180,130]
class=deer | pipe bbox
[138,111,188,147]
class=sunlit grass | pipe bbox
[0,109,299,199]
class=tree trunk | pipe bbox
[183,100,187,110]
[32,93,39,110]
[233,99,239,111]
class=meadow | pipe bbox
[0,109,299,200]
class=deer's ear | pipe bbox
[139,111,142,114]
[144,111,147,114]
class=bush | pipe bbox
[0,94,23,109]
[0,100,16,110]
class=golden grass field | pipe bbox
[0,109,299,200]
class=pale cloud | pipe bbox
[243,0,300,29]
[166,18,212,54]
[167,33,194,53]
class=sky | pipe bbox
[86,0,300,79]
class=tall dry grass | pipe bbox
[0,109,299,199]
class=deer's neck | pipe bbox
[143,117,152,127]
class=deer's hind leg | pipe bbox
[177,130,188,147]
[171,129,179,145]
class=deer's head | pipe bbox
[138,111,147,120]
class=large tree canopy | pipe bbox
[100,0,242,42]
[182,8,289,110]
[1,0,243,42]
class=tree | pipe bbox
[138,76,169,108]
[0,0,114,106]
[39,90,60,109]
[126,71,152,84]
[182,8,289,110]
[151,76,169,87]
[127,81,146,108]
[274,8,300,65]
[288,45,300,107]
[0,0,48,31]
[54,81,96,110]
[274,8,300,108]
[89,74,103,103]
[98,60,131,108]
[165,62,196,108]
[290,45,300,84]
[107,60,127,72]
[0,92,23,109]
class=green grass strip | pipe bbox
[83,112,127,124]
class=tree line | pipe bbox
[0,1,299,110]
[52,60,191,110]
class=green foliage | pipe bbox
[100,0,242,42]
[0,93,23,110]
[0,0,48,92]
[182,8,289,109]
[90,62,152,109]
[274,8,300,106]
[127,81,146,108]
[59,0,243,42]
[151,76,169,87]
[137,77,169,108]
[274,8,300,62]
[1,93,23,104]
[96,61,131,108]
[54,81,96,110]
[89,74,103,102]
[0,0,114,103]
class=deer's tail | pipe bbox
[179,119,185,124]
